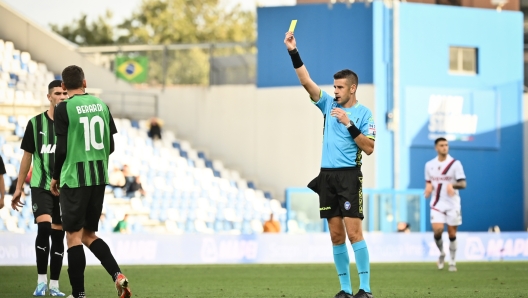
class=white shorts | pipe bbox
[430,207,462,226]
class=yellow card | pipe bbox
[289,20,297,33]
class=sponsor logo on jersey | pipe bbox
[40,144,56,154]
[430,176,452,182]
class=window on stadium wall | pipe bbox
[449,47,477,75]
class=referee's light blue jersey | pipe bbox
[314,90,376,168]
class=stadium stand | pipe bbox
[0,39,55,107]
[0,39,287,235]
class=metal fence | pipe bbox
[77,42,256,88]
[285,187,427,233]
[100,91,159,120]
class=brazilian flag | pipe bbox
[115,56,148,83]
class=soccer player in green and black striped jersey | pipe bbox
[50,65,131,298]
[11,80,68,297]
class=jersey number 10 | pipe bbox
[80,116,105,151]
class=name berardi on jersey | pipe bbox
[76,104,104,114]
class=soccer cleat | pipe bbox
[33,282,48,296]
[448,264,457,272]
[115,273,132,298]
[354,289,374,298]
[437,253,446,270]
[333,290,353,298]
[49,287,66,296]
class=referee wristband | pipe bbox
[288,48,304,69]
[347,123,362,139]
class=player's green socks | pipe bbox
[352,240,371,293]
[333,243,352,294]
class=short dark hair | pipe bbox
[48,80,62,94]
[61,65,85,90]
[435,137,447,145]
[333,69,358,87]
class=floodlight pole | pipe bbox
[162,45,168,92]
[392,0,400,189]
[209,44,215,86]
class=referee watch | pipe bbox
[345,121,353,128]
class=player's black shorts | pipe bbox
[59,185,106,232]
[307,167,364,219]
[31,187,62,225]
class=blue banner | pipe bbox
[405,87,499,149]
[1,232,527,265]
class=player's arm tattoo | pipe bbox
[452,179,466,189]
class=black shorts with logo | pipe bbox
[31,187,62,224]
[59,185,106,232]
[307,167,364,219]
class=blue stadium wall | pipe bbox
[258,3,524,231]
[396,3,524,231]
[257,3,373,88]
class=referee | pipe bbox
[284,32,375,298]
[11,80,67,296]
[50,65,131,298]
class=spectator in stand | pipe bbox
[9,165,32,195]
[108,166,126,190]
[148,117,162,140]
[113,214,130,234]
[121,165,146,198]
[0,156,5,209]
[263,213,281,233]
[122,165,135,194]
[397,222,411,233]
[126,176,146,198]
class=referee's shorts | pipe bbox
[307,167,364,219]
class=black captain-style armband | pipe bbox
[288,48,304,69]
[347,122,362,139]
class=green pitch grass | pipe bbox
[1,262,527,297]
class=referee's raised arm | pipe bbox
[284,32,321,101]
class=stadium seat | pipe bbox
[0,76,287,235]
[113,188,124,199]
[241,220,252,234]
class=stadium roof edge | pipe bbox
[0,0,78,51]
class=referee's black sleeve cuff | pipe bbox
[347,124,361,139]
